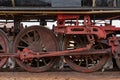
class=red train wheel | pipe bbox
[0,30,9,68]
[13,26,59,72]
[63,35,109,72]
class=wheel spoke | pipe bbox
[33,30,40,41]
[20,38,30,45]
[17,46,26,48]
[90,56,95,65]
[42,58,47,65]
[26,33,33,43]
[37,59,40,67]
[85,57,89,68]
[78,59,82,66]
[26,33,31,39]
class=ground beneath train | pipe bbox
[0,70,120,80]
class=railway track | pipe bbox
[0,70,120,80]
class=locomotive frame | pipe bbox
[0,2,120,72]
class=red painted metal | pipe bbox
[84,15,91,26]
[57,14,79,26]
[108,36,117,53]
[54,15,120,52]
[54,15,108,39]
[55,15,120,37]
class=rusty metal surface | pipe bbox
[0,12,120,73]
[13,26,59,72]
[18,49,110,60]
[54,15,120,40]
[62,35,109,73]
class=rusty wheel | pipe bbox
[13,26,59,72]
[63,35,109,72]
[0,30,9,68]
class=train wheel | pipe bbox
[63,35,109,72]
[13,26,59,72]
[0,30,9,68]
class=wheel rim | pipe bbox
[0,30,9,68]
[13,26,59,72]
[63,35,109,72]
